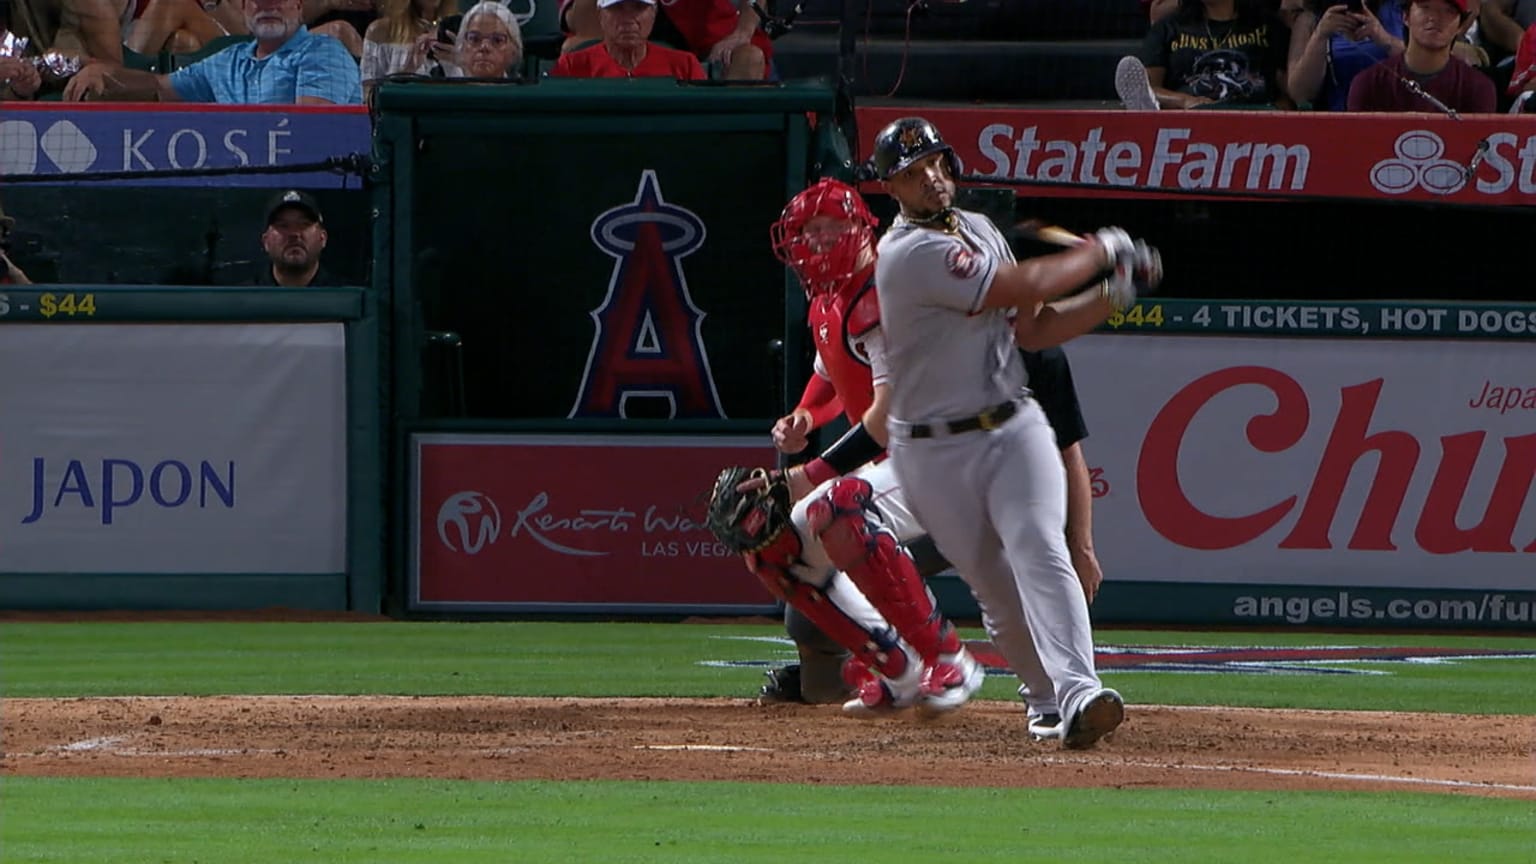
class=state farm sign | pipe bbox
[853,107,1536,206]
[975,124,1309,192]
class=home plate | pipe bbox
[637,744,775,752]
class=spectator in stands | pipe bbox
[252,190,340,287]
[61,0,362,102]
[126,0,227,54]
[1288,0,1406,109]
[1347,0,1496,111]
[550,0,703,79]
[361,0,457,92]
[436,0,519,78]
[301,0,372,57]
[560,0,769,79]
[6,0,130,63]
[1116,0,1291,110]
[1,48,43,99]
[400,7,465,78]
[1508,18,1536,108]
[1478,0,1536,58]
[127,0,365,58]
[0,199,32,285]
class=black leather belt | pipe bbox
[906,400,1020,439]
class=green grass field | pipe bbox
[3,621,1534,863]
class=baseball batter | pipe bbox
[870,116,1161,748]
[740,177,986,717]
[768,346,1105,741]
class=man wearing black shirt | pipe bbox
[255,189,340,287]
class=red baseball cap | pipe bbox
[1412,0,1471,11]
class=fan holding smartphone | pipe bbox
[1287,0,1408,111]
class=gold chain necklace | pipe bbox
[1204,19,1234,51]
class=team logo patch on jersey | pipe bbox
[944,244,979,279]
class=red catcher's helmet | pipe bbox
[770,178,878,296]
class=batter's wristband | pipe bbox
[819,422,884,476]
[795,375,842,427]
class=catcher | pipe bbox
[707,178,985,717]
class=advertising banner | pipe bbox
[1068,334,1536,596]
[411,434,781,612]
[855,106,1536,206]
[0,323,347,573]
[0,103,370,187]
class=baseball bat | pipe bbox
[1013,218,1086,248]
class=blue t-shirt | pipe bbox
[170,27,362,105]
[1318,2,1406,111]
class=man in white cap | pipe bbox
[550,0,704,78]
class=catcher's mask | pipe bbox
[869,116,960,182]
[770,178,878,297]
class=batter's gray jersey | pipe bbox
[875,209,1026,424]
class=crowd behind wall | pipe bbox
[1,0,1533,302]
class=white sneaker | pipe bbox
[1027,712,1062,741]
[1114,56,1159,111]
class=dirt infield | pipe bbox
[3,696,1533,799]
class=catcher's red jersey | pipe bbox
[807,270,881,424]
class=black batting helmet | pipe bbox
[868,116,960,181]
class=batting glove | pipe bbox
[1092,227,1135,272]
[1094,230,1162,312]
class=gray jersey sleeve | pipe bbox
[896,231,999,315]
[856,327,889,387]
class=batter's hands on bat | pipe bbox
[1071,546,1103,604]
[771,409,814,454]
[1094,227,1161,311]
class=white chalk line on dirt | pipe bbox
[1039,756,1536,794]
[13,736,282,759]
[636,744,776,753]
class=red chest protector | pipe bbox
[807,273,879,424]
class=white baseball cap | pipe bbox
[596,0,655,7]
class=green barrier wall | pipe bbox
[370,79,847,614]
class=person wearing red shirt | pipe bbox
[551,0,704,79]
[559,0,771,79]
[1508,20,1536,111]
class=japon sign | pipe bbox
[854,107,1536,206]
[1070,334,1536,590]
[411,434,780,611]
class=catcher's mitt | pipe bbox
[705,466,792,554]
